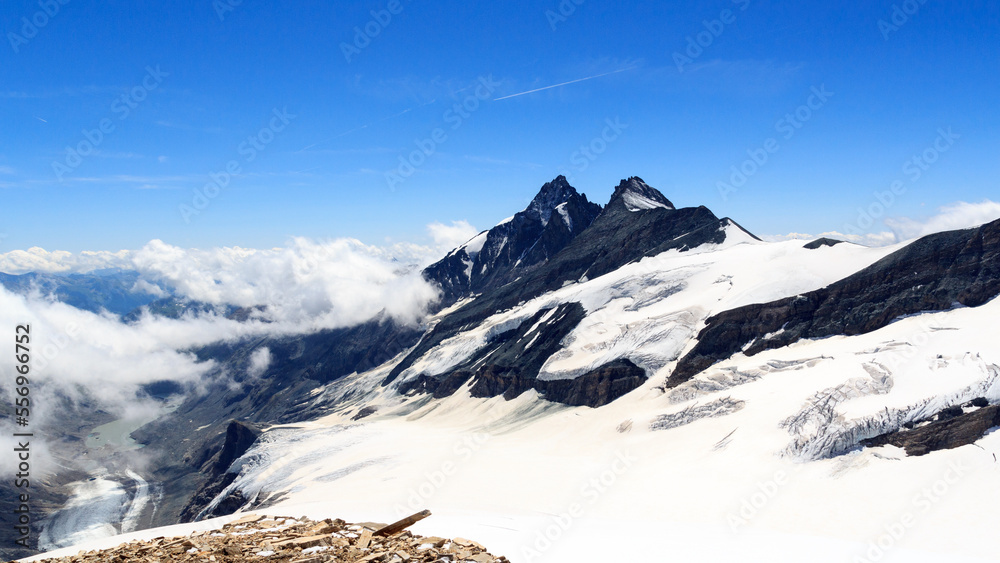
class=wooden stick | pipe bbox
[374,510,432,537]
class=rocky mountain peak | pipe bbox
[525,175,586,225]
[609,176,675,212]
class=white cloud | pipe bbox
[0,287,219,418]
[0,247,132,274]
[885,200,1000,242]
[0,285,247,475]
[0,222,484,431]
[0,220,472,277]
[131,278,169,298]
[0,229,464,455]
[129,237,441,329]
[763,200,1000,248]
[426,220,480,252]
[760,231,898,248]
[247,347,272,379]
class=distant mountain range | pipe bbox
[0,270,162,316]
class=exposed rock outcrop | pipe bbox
[669,218,1000,387]
[21,513,508,563]
[804,237,844,249]
[179,420,261,523]
[862,402,1000,456]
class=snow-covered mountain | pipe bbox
[11,176,1000,563]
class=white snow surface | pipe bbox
[25,237,1000,563]
[622,191,673,212]
[463,231,489,257]
[554,202,572,230]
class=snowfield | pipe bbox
[25,235,1000,563]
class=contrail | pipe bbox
[494,67,636,101]
[35,116,48,123]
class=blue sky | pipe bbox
[1,0,997,254]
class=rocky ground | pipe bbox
[13,513,509,563]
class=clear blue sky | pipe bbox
[1,0,997,252]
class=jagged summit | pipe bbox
[421,175,754,308]
[524,175,584,225]
[422,176,602,304]
[608,176,675,212]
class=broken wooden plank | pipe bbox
[357,529,373,550]
[374,510,432,537]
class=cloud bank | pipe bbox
[764,200,1000,247]
[0,221,479,459]
[884,200,1000,241]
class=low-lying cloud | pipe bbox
[0,248,132,274]
[885,200,1000,242]
[129,237,441,329]
[764,199,1000,247]
[761,230,899,247]
[426,220,481,250]
[0,222,478,461]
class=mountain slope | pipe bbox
[149,293,1000,563]
[669,217,1000,387]
[385,177,759,405]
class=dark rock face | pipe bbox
[536,359,647,408]
[863,404,1000,456]
[179,420,261,522]
[471,176,603,294]
[215,420,261,473]
[421,234,485,301]
[423,176,603,306]
[804,237,844,249]
[668,218,1000,387]
[396,303,645,407]
[398,302,586,396]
